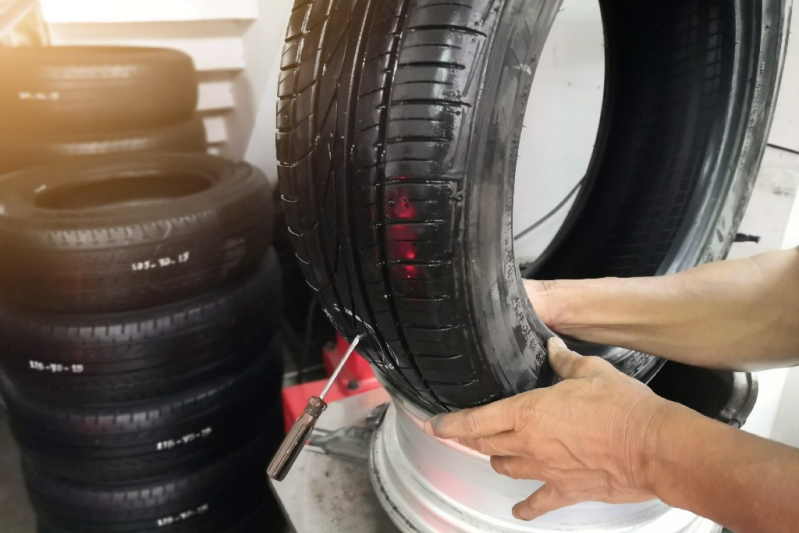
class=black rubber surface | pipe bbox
[277,0,787,412]
[0,154,273,313]
[37,500,279,533]
[0,114,206,175]
[0,250,282,405]
[4,335,283,483]
[23,427,279,533]
[0,46,198,133]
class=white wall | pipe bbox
[241,0,294,185]
[769,8,799,153]
[727,148,799,259]
[513,0,604,263]
[763,162,799,447]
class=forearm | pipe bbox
[646,402,799,533]
[528,249,799,369]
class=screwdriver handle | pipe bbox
[267,396,327,481]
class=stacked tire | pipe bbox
[0,154,284,532]
[0,46,206,174]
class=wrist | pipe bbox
[640,401,715,503]
[639,400,678,497]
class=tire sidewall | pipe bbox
[463,0,562,396]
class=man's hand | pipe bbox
[424,336,799,533]
[424,337,673,521]
[522,249,799,370]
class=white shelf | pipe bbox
[40,0,258,24]
[198,76,236,112]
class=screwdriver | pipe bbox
[267,334,364,481]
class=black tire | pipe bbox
[277,0,789,411]
[0,46,198,133]
[3,336,283,483]
[23,428,279,533]
[0,114,207,175]
[224,501,282,533]
[37,500,279,533]
[0,250,282,405]
[0,153,273,313]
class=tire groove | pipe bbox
[370,0,446,408]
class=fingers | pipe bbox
[490,455,543,481]
[547,337,599,380]
[524,279,558,326]
[424,396,521,439]
[512,484,578,522]
[459,432,523,456]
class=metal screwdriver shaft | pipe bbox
[320,336,362,400]
[267,335,364,481]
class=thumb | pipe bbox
[512,484,577,521]
[547,337,586,380]
[524,279,558,326]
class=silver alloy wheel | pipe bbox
[371,399,721,533]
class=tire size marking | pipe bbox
[18,91,60,101]
[28,361,84,374]
[131,251,190,272]
[156,426,213,451]
[156,503,209,527]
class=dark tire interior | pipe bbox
[530,0,738,281]
[649,363,734,420]
[34,174,212,210]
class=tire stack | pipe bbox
[0,48,283,533]
[0,46,206,175]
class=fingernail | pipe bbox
[424,415,443,435]
[548,337,566,350]
[512,504,530,521]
